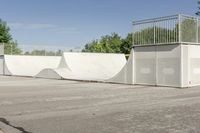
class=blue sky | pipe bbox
[0,0,198,48]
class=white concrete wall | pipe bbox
[4,55,61,77]
[187,45,200,87]
[107,50,134,84]
[61,52,126,80]
[0,45,4,75]
[0,56,4,75]
[134,44,182,87]
[109,44,183,87]
[181,45,189,88]
[134,46,156,85]
[0,45,4,55]
[156,45,181,87]
[37,52,127,81]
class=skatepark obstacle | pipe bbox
[1,14,200,88]
[36,52,127,81]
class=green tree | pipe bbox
[0,19,22,54]
[196,0,200,16]
[120,33,133,54]
[82,33,124,53]
[82,40,105,53]
[181,19,197,42]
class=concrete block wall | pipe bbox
[134,44,200,88]
[134,44,182,87]
[0,45,4,75]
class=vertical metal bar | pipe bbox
[177,19,179,42]
[164,21,166,43]
[136,28,138,45]
[147,24,149,44]
[135,27,137,45]
[174,19,176,42]
[147,24,151,44]
[154,21,156,44]
[174,20,176,42]
[137,28,138,45]
[168,20,169,43]
[11,44,12,55]
[178,14,181,43]
[143,24,145,44]
[23,44,24,55]
[177,19,178,42]
[169,19,171,42]
[174,20,175,42]
[139,25,141,45]
[168,20,170,43]
[141,24,143,45]
[158,21,159,44]
[156,22,158,44]
[197,17,198,43]
[166,20,168,43]
[133,24,135,45]
[169,20,170,43]
[140,25,141,45]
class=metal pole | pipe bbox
[132,24,135,46]
[178,14,181,43]
[154,21,156,44]
[11,44,12,55]
[44,46,46,56]
[197,17,199,43]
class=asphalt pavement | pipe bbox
[0,76,200,133]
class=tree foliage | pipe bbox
[24,49,63,56]
[133,27,178,44]
[0,19,22,54]
[196,0,200,16]
[82,33,133,54]
[120,33,132,54]
[181,19,197,42]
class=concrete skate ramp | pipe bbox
[107,49,134,84]
[4,55,61,77]
[36,52,127,81]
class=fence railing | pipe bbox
[133,14,200,45]
[0,43,83,56]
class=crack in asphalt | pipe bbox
[0,118,32,133]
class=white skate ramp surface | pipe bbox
[107,50,134,84]
[37,52,126,81]
[4,55,61,77]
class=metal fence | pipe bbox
[133,14,200,45]
[0,43,83,56]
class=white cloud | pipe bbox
[8,22,57,30]
[8,22,80,34]
[53,27,80,34]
